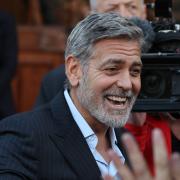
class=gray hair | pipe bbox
[65,12,144,62]
[64,12,144,88]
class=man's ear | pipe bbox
[65,55,82,87]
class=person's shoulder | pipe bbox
[0,104,53,134]
[0,11,14,22]
[42,65,66,91]
[44,65,65,81]
[0,11,16,32]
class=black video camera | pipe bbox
[133,0,180,112]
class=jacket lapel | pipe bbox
[49,91,101,180]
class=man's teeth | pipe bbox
[107,96,127,103]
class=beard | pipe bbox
[76,73,137,128]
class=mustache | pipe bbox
[103,88,135,99]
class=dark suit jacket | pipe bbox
[0,89,129,179]
[0,12,18,119]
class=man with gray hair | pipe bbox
[35,0,147,107]
[0,12,144,179]
[0,12,179,180]
[35,0,175,176]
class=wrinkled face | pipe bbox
[95,0,146,19]
[75,39,142,127]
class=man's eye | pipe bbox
[106,6,116,12]
[104,67,118,74]
[130,5,137,10]
[106,3,120,11]
[106,67,117,71]
[126,4,137,11]
[131,69,141,76]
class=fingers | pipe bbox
[105,129,180,180]
[153,129,171,180]
[108,150,134,180]
[159,112,177,122]
[107,134,152,180]
[121,133,152,180]
[103,175,113,180]
[170,153,180,180]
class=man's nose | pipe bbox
[116,72,132,90]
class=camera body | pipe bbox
[133,0,180,112]
[133,53,180,112]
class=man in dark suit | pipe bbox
[0,12,179,180]
[0,11,18,119]
[0,12,145,179]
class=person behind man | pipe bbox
[90,0,146,19]
[0,12,179,180]
[0,11,18,119]
[34,0,173,175]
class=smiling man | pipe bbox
[0,13,144,179]
[35,0,147,107]
[72,39,142,128]
[34,0,174,176]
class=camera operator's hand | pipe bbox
[103,129,180,180]
[159,112,180,140]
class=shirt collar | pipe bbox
[64,89,94,139]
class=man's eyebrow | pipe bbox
[109,0,133,5]
[99,58,143,67]
[125,0,135,4]
[132,61,143,68]
[99,58,125,67]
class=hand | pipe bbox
[103,129,180,180]
[159,112,180,139]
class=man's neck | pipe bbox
[70,88,112,162]
[70,88,109,135]
[96,129,111,163]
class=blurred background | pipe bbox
[0,0,154,113]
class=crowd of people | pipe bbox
[0,0,179,179]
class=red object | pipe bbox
[125,114,172,175]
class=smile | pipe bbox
[105,95,129,109]
[107,95,127,104]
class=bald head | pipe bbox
[89,0,146,19]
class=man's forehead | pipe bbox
[91,39,142,61]
[97,0,142,5]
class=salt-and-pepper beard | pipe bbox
[76,71,137,128]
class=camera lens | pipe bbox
[140,71,166,98]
